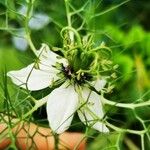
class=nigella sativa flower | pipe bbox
[7,44,109,134]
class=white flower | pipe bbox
[18,5,50,30]
[12,30,28,51]
[28,13,50,30]
[7,44,109,134]
[12,5,50,51]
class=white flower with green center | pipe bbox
[7,44,109,134]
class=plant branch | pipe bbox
[101,97,150,109]
[25,1,37,55]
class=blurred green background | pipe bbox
[0,0,150,149]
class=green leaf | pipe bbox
[124,25,145,47]
[114,54,134,82]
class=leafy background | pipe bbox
[0,0,150,149]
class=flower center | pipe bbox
[63,66,72,79]
[62,65,93,85]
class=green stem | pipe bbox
[5,0,8,29]
[64,0,74,43]
[106,121,147,135]
[101,97,150,109]
[0,97,48,140]
[124,137,140,150]
[22,97,48,119]
[61,26,82,47]
[1,115,17,149]
[141,134,145,150]
[65,0,71,28]
[25,0,37,56]
[54,133,59,150]
[83,103,147,135]
[134,111,150,142]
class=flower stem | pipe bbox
[25,0,37,56]
[22,97,48,120]
[141,134,145,150]
[105,121,147,135]
[64,0,74,43]
[101,97,150,109]
[53,133,59,150]
[61,26,82,47]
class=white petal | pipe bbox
[18,6,50,30]
[7,44,67,91]
[7,63,57,91]
[29,13,50,30]
[12,36,28,51]
[36,44,68,71]
[46,85,78,134]
[18,5,27,16]
[12,30,28,51]
[78,89,109,132]
[94,79,106,91]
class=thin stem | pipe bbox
[22,97,48,119]
[61,26,82,47]
[79,100,147,135]
[141,134,145,150]
[134,111,150,142]
[77,95,148,136]
[0,97,48,140]
[65,0,71,28]
[101,97,150,109]
[5,0,8,29]
[106,121,147,135]
[124,137,140,150]
[1,115,17,149]
[64,0,74,43]
[54,133,59,150]
[25,1,37,55]
[91,0,130,19]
